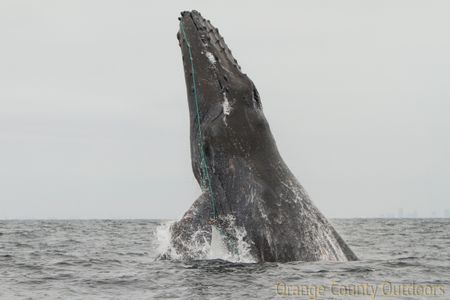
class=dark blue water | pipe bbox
[0,219,449,299]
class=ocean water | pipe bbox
[0,219,449,299]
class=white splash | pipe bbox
[155,219,254,263]
[155,221,181,259]
[208,216,255,263]
[156,221,211,260]
[231,224,255,263]
[209,225,229,259]
[205,51,216,64]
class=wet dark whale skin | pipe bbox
[169,10,357,262]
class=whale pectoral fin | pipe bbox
[179,192,212,223]
[169,193,212,259]
[330,226,358,261]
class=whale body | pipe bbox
[165,10,358,262]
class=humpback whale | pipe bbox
[165,10,357,262]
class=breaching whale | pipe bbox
[164,10,358,262]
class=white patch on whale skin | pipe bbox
[222,92,232,125]
[205,51,216,64]
[248,188,257,204]
[223,93,232,115]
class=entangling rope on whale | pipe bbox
[159,10,358,263]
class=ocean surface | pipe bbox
[0,219,449,299]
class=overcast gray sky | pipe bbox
[1,0,449,219]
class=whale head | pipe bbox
[177,10,278,185]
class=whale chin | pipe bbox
[162,10,358,263]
